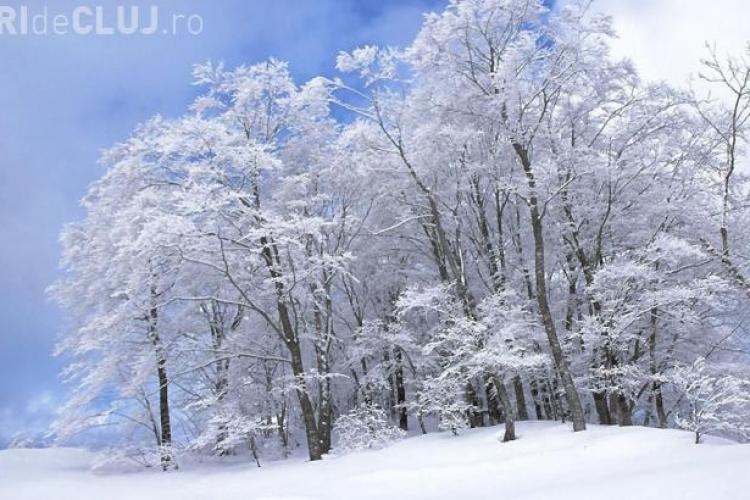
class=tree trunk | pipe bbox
[260,237,323,461]
[288,338,322,461]
[277,401,290,457]
[514,143,586,431]
[394,348,408,431]
[384,349,397,421]
[314,330,333,455]
[485,376,504,424]
[147,290,177,471]
[156,361,175,470]
[550,374,564,422]
[512,376,529,420]
[204,301,233,455]
[615,394,633,426]
[529,376,545,419]
[316,368,333,455]
[466,381,483,428]
[417,411,427,434]
[492,376,516,442]
[648,308,668,428]
[592,390,612,425]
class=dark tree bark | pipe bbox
[485,376,504,425]
[548,374,563,422]
[593,390,612,425]
[316,352,333,454]
[287,337,322,461]
[514,143,586,431]
[512,376,529,420]
[649,308,668,428]
[277,400,290,457]
[259,236,323,461]
[492,376,516,442]
[309,257,336,456]
[616,394,633,426]
[148,286,176,471]
[529,376,545,420]
[383,349,397,421]
[560,169,614,426]
[156,360,174,470]
[394,348,408,431]
[466,381,483,428]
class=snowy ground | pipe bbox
[1,422,748,500]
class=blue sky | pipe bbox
[0,0,447,446]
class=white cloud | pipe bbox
[594,0,749,94]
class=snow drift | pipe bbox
[2,422,748,500]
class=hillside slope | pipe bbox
[1,422,748,500]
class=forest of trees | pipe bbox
[50,0,750,470]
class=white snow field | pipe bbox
[1,422,748,500]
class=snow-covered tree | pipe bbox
[50,0,750,472]
[333,404,406,454]
[670,358,750,443]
